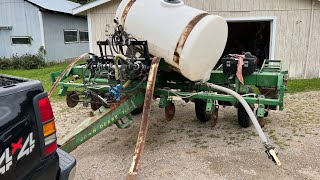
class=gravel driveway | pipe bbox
[53,91,320,180]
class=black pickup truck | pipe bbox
[0,74,76,180]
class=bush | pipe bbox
[0,58,11,70]
[0,52,47,70]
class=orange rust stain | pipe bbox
[173,13,208,65]
[121,0,136,25]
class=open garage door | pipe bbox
[219,17,276,68]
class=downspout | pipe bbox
[304,0,316,78]
[87,10,93,53]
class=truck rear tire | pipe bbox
[195,99,210,122]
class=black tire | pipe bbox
[131,106,143,115]
[90,94,103,111]
[66,91,79,108]
[237,103,254,128]
[195,99,211,122]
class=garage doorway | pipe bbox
[219,17,276,67]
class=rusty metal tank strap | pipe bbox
[173,13,209,65]
[121,0,136,25]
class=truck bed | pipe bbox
[0,74,43,98]
[0,74,28,87]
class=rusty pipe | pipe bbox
[128,57,161,180]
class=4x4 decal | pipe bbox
[0,132,35,175]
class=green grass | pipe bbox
[286,78,320,94]
[1,62,70,100]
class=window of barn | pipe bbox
[79,31,89,42]
[11,36,32,45]
[64,30,78,43]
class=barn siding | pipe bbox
[42,12,89,61]
[306,8,320,78]
[88,0,121,55]
[88,0,320,78]
[90,13,116,55]
[0,0,42,58]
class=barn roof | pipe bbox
[72,0,111,15]
[26,0,81,14]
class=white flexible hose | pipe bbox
[206,83,268,144]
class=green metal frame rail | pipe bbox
[58,92,145,153]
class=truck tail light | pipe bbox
[45,142,57,155]
[44,133,57,146]
[38,96,57,155]
[38,97,54,123]
[43,121,56,136]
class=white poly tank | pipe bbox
[116,0,228,82]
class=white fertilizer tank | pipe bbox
[116,0,228,82]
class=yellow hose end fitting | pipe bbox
[269,149,281,166]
